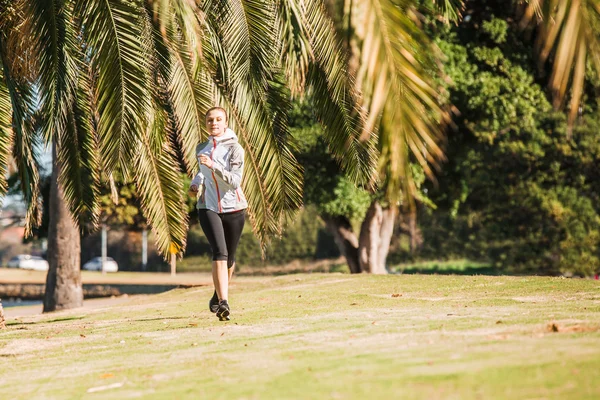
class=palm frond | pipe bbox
[152,0,205,60]
[0,0,35,82]
[27,0,77,143]
[133,104,188,258]
[522,0,600,130]
[237,0,278,90]
[276,0,312,95]
[75,0,152,173]
[56,55,102,230]
[146,1,207,176]
[0,44,41,233]
[0,63,13,205]
[278,0,376,187]
[203,0,251,90]
[27,1,101,230]
[349,0,449,205]
[204,0,279,95]
[308,64,378,187]
[258,75,304,221]
[431,0,464,24]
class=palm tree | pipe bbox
[519,0,600,133]
[320,0,458,273]
[0,0,375,311]
[326,0,600,273]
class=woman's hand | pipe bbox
[188,184,198,197]
[199,154,214,169]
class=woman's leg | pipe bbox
[198,209,229,302]
[222,210,246,282]
[212,261,228,301]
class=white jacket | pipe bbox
[191,128,248,213]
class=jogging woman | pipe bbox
[189,107,247,321]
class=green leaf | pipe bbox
[349,0,450,205]
[56,56,101,230]
[133,104,188,258]
[0,45,41,234]
[0,62,12,204]
[76,0,152,173]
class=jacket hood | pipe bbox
[209,128,238,144]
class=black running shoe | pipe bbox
[209,291,219,313]
[216,300,230,321]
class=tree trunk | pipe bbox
[398,208,423,254]
[322,215,362,273]
[0,299,5,329]
[358,200,396,274]
[322,201,397,274]
[43,142,83,312]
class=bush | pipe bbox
[182,205,339,271]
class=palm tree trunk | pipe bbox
[0,299,5,329]
[358,200,394,274]
[43,142,82,312]
[323,201,397,274]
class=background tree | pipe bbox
[412,1,600,277]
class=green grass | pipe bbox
[1,274,600,399]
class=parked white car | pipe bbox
[82,257,119,272]
[7,255,49,271]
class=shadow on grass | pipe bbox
[6,315,86,327]
[390,260,501,276]
[394,265,501,276]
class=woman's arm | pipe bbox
[190,170,204,188]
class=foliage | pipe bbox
[416,2,600,276]
[345,0,451,205]
[98,183,145,229]
[291,99,372,225]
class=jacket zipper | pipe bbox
[210,138,222,213]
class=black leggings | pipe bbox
[198,209,245,268]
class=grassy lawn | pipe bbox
[1,274,599,399]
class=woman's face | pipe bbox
[205,109,228,137]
